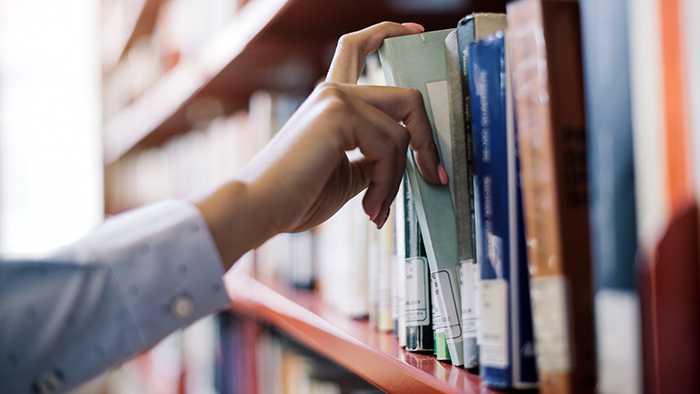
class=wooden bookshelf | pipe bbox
[103,1,515,392]
[102,0,506,164]
[225,272,530,394]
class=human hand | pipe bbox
[195,22,446,270]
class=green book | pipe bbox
[379,28,464,367]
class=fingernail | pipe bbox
[370,206,382,222]
[438,163,449,185]
[402,22,425,32]
[378,207,391,230]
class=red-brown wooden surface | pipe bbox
[225,272,531,394]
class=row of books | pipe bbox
[374,0,700,393]
[104,91,304,215]
[92,315,219,394]
[104,0,700,392]
[216,312,383,394]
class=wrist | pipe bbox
[191,180,278,271]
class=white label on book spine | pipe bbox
[529,276,572,371]
[432,280,443,333]
[480,279,508,368]
[405,257,430,325]
[596,289,641,394]
[431,269,462,343]
[459,260,477,338]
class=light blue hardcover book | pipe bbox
[379,29,464,366]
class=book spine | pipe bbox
[508,35,539,389]
[579,0,641,392]
[630,0,700,391]
[394,180,407,346]
[446,26,479,370]
[458,17,483,367]
[468,33,509,387]
[456,13,510,371]
[507,1,595,393]
[467,31,537,389]
[403,176,434,353]
[368,221,379,329]
[685,0,700,205]
[377,208,395,332]
[660,0,694,213]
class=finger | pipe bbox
[348,156,401,229]
[319,83,443,185]
[343,115,404,227]
[317,88,410,226]
[327,21,425,84]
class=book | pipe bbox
[393,180,407,346]
[315,193,369,318]
[364,52,396,333]
[467,31,538,389]
[659,0,694,214]
[368,221,380,329]
[627,0,700,391]
[444,28,477,370]
[431,271,451,361]
[453,12,508,371]
[578,1,641,392]
[402,175,434,353]
[637,204,700,394]
[507,1,596,393]
[378,208,395,332]
[379,28,464,366]
[685,0,700,204]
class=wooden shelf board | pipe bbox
[225,272,523,394]
[103,0,297,163]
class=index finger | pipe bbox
[318,82,442,185]
[326,21,425,84]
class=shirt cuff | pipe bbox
[55,199,231,350]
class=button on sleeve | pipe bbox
[85,200,232,349]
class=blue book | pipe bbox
[467,31,538,389]
[580,0,640,392]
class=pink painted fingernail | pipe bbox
[438,163,449,185]
[370,206,382,222]
[377,207,391,230]
[402,22,425,32]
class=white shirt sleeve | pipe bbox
[0,200,231,394]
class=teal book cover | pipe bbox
[379,28,464,366]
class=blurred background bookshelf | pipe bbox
[98,0,511,393]
[1,0,698,392]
